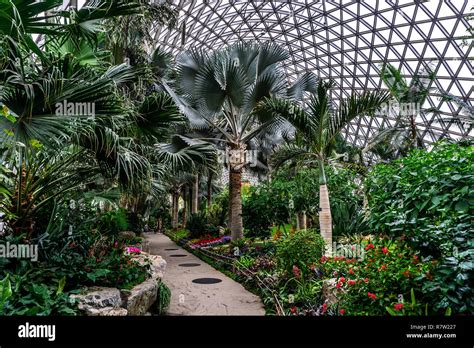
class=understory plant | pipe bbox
[366,141,473,313]
[320,237,437,315]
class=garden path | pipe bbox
[145,233,265,315]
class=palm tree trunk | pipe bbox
[171,193,179,230]
[191,175,199,214]
[207,173,213,208]
[229,168,243,240]
[182,187,187,228]
[228,168,233,228]
[297,211,307,230]
[318,161,332,254]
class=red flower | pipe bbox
[365,243,375,251]
[368,292,377,300]
[290,306,297,314]
[292,265,301,278]
[336,282,342,289]
[321,303,328,314]
[380,264,387,271]
[364,278,369,283]
[348,280,356,286]
[339,277,346,283]
[349,268,354,275]
[339,309,345,315]
[382,247,389,254]
[394,303,404,311]
[320,256,328,263]
[402,270,410,277]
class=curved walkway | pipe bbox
[144,233,265,316]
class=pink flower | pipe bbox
[339,309,345,315]
[394,303,404,311]
[349,268,354,275]
[382,247,389,254]
[292,265,301,278]
[364,278,369,283]
[339,277,346,283]
[336,283,342,289]
[125,246,141,254]
[348,280,356,286]
[321,303,328,314]
[320,256,328,263]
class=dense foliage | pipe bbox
[366,142,473,313]
[242,166,364,237]
[276,229,325,276]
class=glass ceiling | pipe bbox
[153,0,473,147]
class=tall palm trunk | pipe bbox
[318,161,332,254]
[182,187,188,228]
[171,192,179,230]
[191,175,199,214]
[296,211,307,230]
[207,173,213,208]
[229,167,243,240]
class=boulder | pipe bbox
[71,287,124,316]
[131,252,166,279]
[118,231,136,240]
[124,278,159,316]
[70,253,167,316]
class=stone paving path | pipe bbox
[144,232,265,316]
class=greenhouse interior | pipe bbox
[0,0,472,325]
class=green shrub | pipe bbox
[98,209,129,236]
[320,237,435,315]
[366,142,473,314]
[153,281,171,315]
[276,229,326,275]
[187,211,216,238]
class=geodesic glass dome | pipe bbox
[153,0,473,147]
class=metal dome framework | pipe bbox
[154,0,473,147]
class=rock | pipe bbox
[71,287,124,316]
[322,278,342,305]
[118,231,136,240]
[125,278,159,316]
[131,252,166,279]
[81,307,128,316]
[70,254,167,316]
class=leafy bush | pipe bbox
[1,274,78,316]
[276,229,326,275]
[186,211,217,238]
[242,166,364,238]
[152,281,171,315]
[366,142,473,313]
[206,190,229,227]
[320,237,435,315]
[98,209,129,236]
[366,142,473,256]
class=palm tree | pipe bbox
[364,63,435,159]
[260,79,390,251]
[0,0,217,237]
[161,42,318,240]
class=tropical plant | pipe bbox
[366,141,473,314]
[276,229,326,276]
[260,79,390,250]
[162,41,320,240]
[320,238,435,316]
[364,63,435,159]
